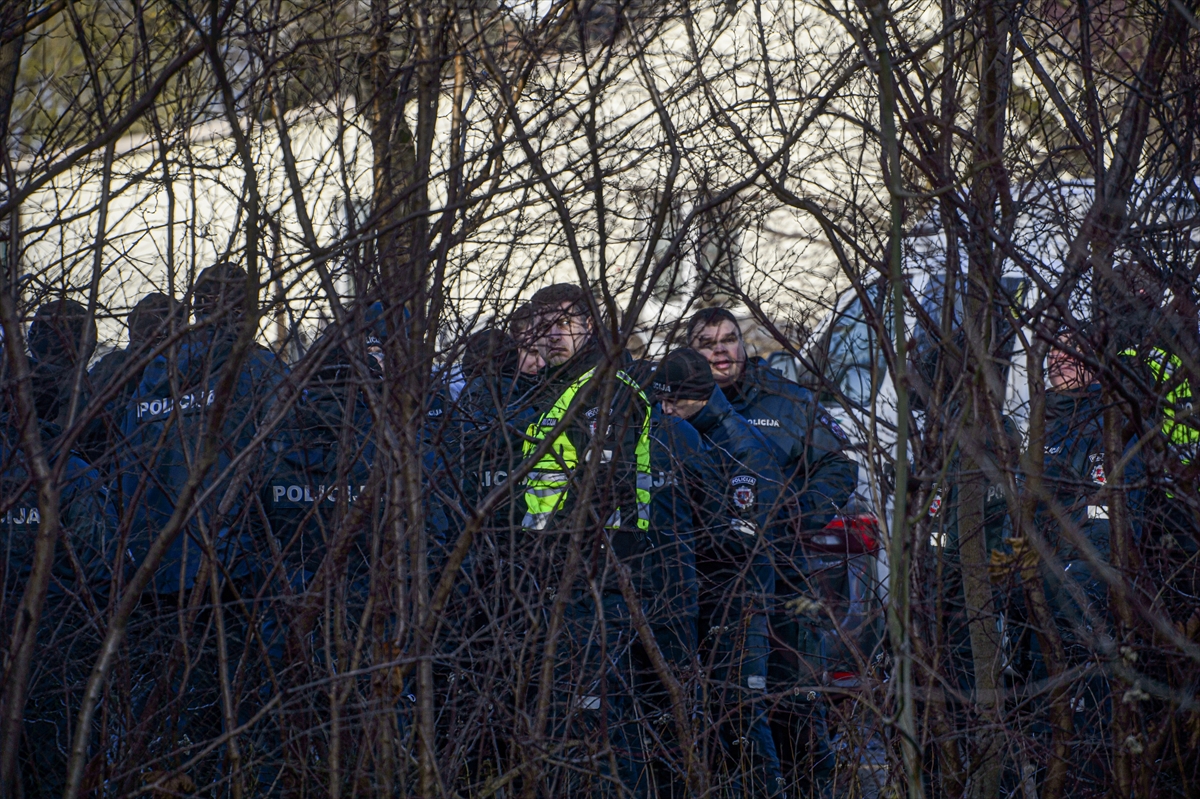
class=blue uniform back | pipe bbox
[1,422,114,602]
[117,331,286,594]
[644,410,712,622]
[265,390,377,591]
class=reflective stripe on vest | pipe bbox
[1121,347,1199,451]
[522,367,651,531]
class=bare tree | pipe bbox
[0,0,1197,797]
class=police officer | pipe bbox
[7,300,114,798]
[115,264,287,770]
[3,447,111,798]
[686,308,856,534]
[1106,261,1197,543]
[1019,333,1145,791]
[654,347,785,799]
[250,325,383,790]
[1041,333,1142,623]
[640,398,708,675]
[1117,337,1198,548]
[119,262,286,595]
[265,331,380,642]
[520,282,650,797]
[446,328,540,785]
[457,328,538,569]
[624,355,716,797]
[82,292,172,469]
[687,308,855,786]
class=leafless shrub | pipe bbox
[0,0,1197,797]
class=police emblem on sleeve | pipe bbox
[731,475,756,509]
[820,411,848,441]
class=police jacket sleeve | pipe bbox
[60,456,117,599]
[779,387,857,525]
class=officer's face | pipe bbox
[661,397,708,420]
[539,302,592,367]
[512,325,544,375]
[691,320,745,387]
[517,346,544,375]
[1048,344,1093,390]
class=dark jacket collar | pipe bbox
[541,336,601,389]
[1046,383,1103,423]
[721,356,778,405]
[689,386,734,436]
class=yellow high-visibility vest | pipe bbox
[521,367,651,532]
[1121,346,1198,453]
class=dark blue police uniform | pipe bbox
[722,356,856,542]
[722,357,854,788]
[1026,384,1145,791]
[687,387,785,799]
[2,418,114,799]
[118,329,286,595]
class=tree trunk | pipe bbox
[959,2,1016,797]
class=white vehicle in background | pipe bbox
[770,270,1031,515]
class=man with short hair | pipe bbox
[525,282,650,532]
[686,308,856,534]
[654,347,785,799]
[521,282,650,797]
